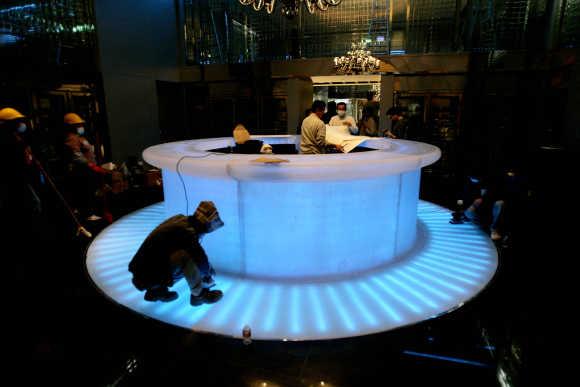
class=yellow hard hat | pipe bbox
[0,107,25,124]
[64,112,85,125]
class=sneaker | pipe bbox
[491,230,502,241]
[190,288,223,306]
[144,288,178,302]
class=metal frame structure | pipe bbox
[183,0,580,64]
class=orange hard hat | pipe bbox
[0,107,25,124]
[64,112,85,125]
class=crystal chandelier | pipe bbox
[334,42,381,75]
[238,0,342,18]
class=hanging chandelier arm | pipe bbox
[265,0,276,13]
[252,0,265,11]
[316,0,329,11]
[304,0,317,14]
[239,0,340,16]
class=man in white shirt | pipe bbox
[329,102,359,135]
[300,100,343,154]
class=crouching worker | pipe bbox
[128,201,224,306]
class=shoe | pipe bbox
[500,234,511,249]
[190,288,223,306]
[490,230,502,241]
[144,288,178,302]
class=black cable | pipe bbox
[176,153,226,214]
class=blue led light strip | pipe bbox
[402,350,491,368]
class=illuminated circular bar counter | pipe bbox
[142,135,440,280]
[86,136,498,340]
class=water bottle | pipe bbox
[450,199,465,224]
[242,325,252,345]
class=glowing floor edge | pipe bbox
[86,201,498,341]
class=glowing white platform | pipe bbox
[86,201,497,341]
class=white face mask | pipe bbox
[17,123,27,133]
[76,127,85,136]
[337,110,346,118]
[206,216,224,233]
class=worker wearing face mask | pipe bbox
[129,201,225,305]
[62,112,109,221]
[63,113,97,164]
[329,102,359,135]
[0,107,29,134]
[0,107,41,219]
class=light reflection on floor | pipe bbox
[86,201,497,341]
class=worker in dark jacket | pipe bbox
[129,201,224,305]
[61,112,112,221]
[232,124,272,154]
[0,107,41,219]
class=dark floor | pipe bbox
[7,147,572,387]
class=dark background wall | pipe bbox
[93,0,182,161]
[2,0,578,167]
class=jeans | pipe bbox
[169,250,213,296]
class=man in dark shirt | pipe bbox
[322,101,337,124]
[385,107,408,139]
[129,201,224,305]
